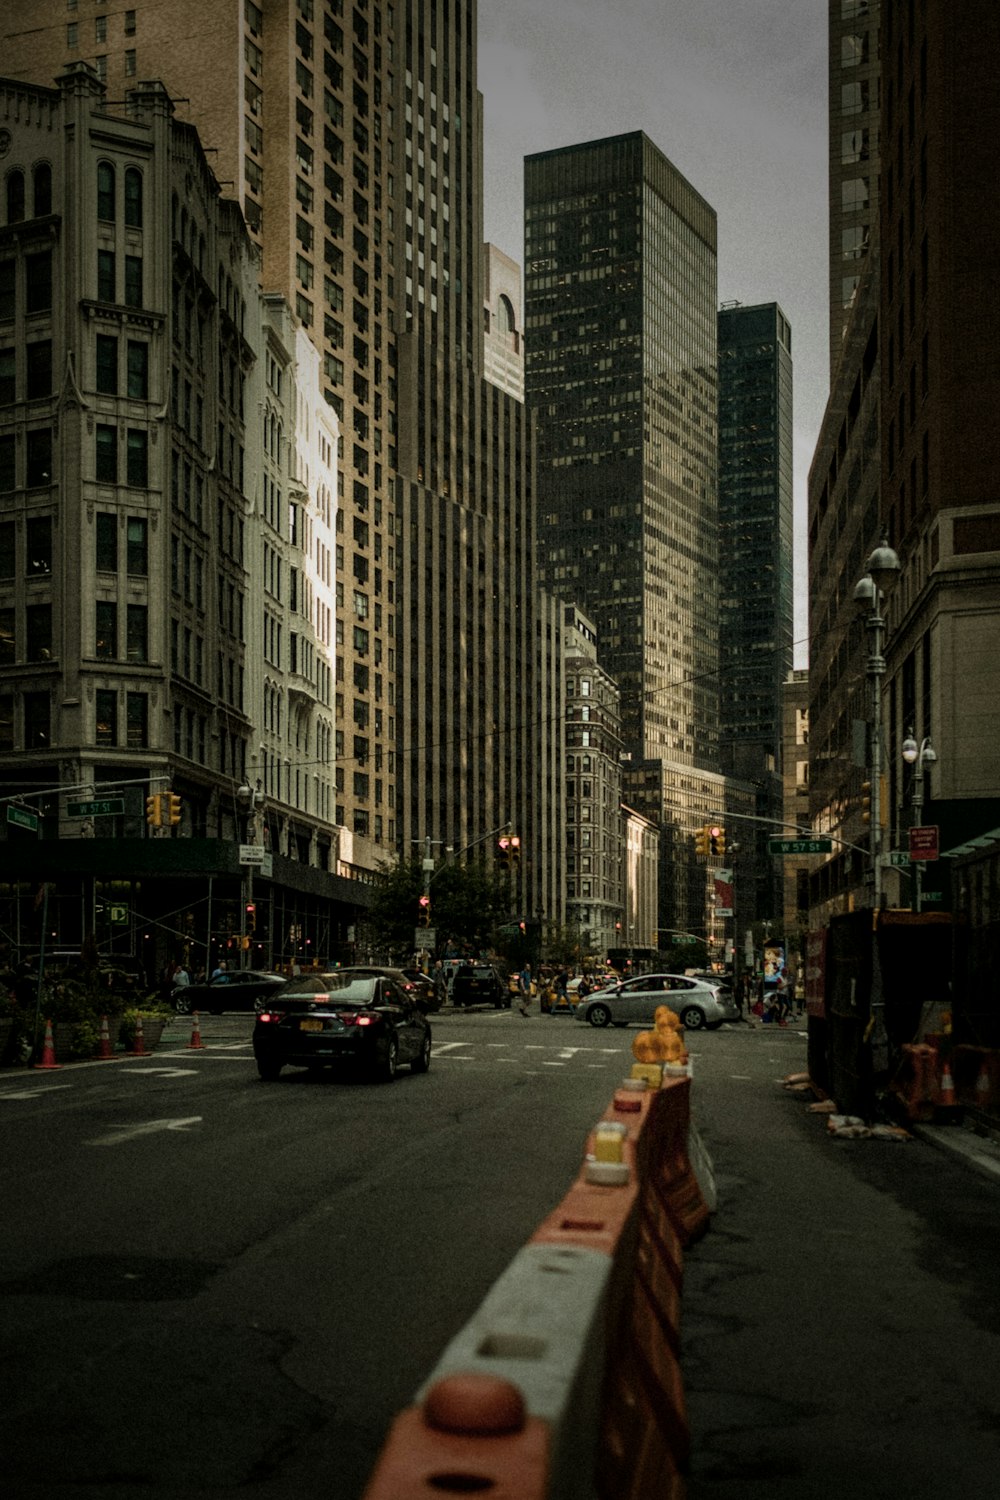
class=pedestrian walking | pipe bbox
[432,959,448,1009]
[518,961,532,1016]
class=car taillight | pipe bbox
[258,1011,284,1024]
[337,1011,377,1027]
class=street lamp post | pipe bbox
[852,538,901,1080]
[901,732,938,913]
[236,779,264,971]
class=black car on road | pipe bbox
[252,970,432,1082]
[173,970,287,1015]
[451,963,507,1009]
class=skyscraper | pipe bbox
[3,1,564,933]
[717,301,794,925]
[524,131,721,939]
[828,0,881,373]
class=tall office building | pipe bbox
[717,301,794,925]
[809,0,1000,930]
[829,0,881,374]
[524,132,720,940]
[4,1,564,933]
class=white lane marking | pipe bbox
[541,1061,566,1067]
[433,1041,472,1054]
[0,1084,74,1099]
[127,1067,200,1077]
[730,1074,754,1080]
[85,1116,202,1146]
[430,1053,472,1061]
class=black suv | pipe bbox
[451,963,506,1009]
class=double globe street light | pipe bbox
[901,731,938,913]
[852,538,902,910]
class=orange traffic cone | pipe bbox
[33,1018,62,1071]
[131,1012,147,1056]
[187,1011,205,1050]
[97,1013,114,1058]
[938,1062,956,1107]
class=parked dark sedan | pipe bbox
[172,970,287,1015]
[252,971,432,1082]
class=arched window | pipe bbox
[33,163,52,218]
[496,294,515,334]
[124,167,143,228]
[6,170,25,225]
[97,161,115,221]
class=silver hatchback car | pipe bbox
[575,973,739,1031]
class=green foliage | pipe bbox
[658,941,709,972]
[64,1019,102,1060]
[363,855,512,959]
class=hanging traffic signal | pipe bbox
[167,792,182,825]
[709,825,725,859]
[860,781,872,823]
[417,894,431,926]
[694,823,710,856]
[245,902,256,933]
[509,834,521,866]
[497,836,511,871]
[145,793,162,827]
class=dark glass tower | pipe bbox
[717,301,794,924]
[524,132,720,940]
[524,132,719,768]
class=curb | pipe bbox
[910,1121,1000,1185]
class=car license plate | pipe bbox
[299,1018,324,1032]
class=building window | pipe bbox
[95,601,117,658]
[124,49,137,77]
[25,251,52,313]
[96,513,117,571]
[126,603,147,661]
[96,333,118,393]
[124,167,142,227]
[124,9,136,35]
[67,21,78,46]
[96,425,117,483]
[23,691,50,748]
[26,429,52,487]
[126,428,148,486]
[97,160,115,221]
[26,338,53,399]
[33,164,52,216]
[26,604,52,662]
[124,255,142,307]
[0,521,13,579]
[95,14,107,43]
[97,249,116,302]
[0,607,13,663]
[126,516,148,574]
[26,516,52,575]
[126,691,147,748]
[0,435,13,491]
[6,170,25,224]
[0,347,13,404]
[0,694,12,752]
[95,689,117,746]
[0,259,14,320]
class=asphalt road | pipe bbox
[0,1005,657,1500]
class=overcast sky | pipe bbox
[477,0,829,668]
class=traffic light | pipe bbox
[167,792,182,825]
[860,781,872,823]
[145,793,162,827]
[709,824,725,859]
[694,823,710,856]
[497,836,511,871]
[509,834,521,866]
[417,893,431,926]
[245,902,256,933]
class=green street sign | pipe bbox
[67,797,125,817]
[768,837,833,855]
[7,805,39,832]
[886,850,911,867]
